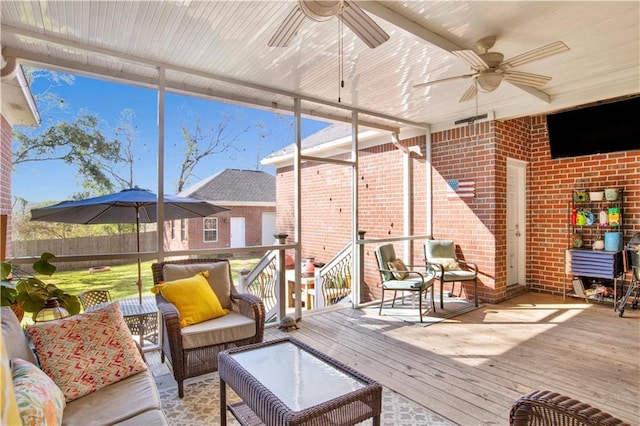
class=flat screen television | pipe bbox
[547,96,640,159]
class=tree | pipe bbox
[22,67,74,118]
[13,112,122,194]
[175,113,253,192]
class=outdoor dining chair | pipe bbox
[78,289,111,311]
[424,240,478,309]
[374,243,435,323]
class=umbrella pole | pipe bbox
[136,209,142,305]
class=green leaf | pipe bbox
[1,262,12,280]
[58,294,81,316]
[33,253,57,276]
[0,281,18,306]
[16,280,49,313]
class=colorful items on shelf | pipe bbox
[608,207,620,227]
[599,208,608,226]
[573,233,583,248]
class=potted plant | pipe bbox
[1,252,81,321]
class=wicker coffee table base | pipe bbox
[219,338,382,426]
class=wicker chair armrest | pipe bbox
[156,299,184,356]
[509,390,629,426]
[230,292,265,343]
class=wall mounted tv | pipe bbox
[547,96,640,159]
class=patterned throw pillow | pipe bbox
[387,259,409,280]
[11,358,66,426]
[26,302,147,402]
[430,257,461,271]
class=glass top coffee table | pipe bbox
[218,337,382,426]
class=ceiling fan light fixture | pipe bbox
[477,71,502,92]
[298,0,344,22]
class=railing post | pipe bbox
[275,233,288,322]
[313,261,321,309]
[237,268,250,293]
[358,230,366,306]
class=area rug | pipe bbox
[157,372,454,426]
[369,294,482,327]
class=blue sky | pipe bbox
[12,73,329,203]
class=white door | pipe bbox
[262,212,276,245]
[507,158,527,286]
[230,217,246,248]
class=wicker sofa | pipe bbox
[151,258,265,398]
[509,390,629,426]
[1,306,168,425]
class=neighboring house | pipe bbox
[262,107,640,305]
[0,56,40,259]
[165,169,276,252]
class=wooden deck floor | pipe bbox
[265,292,639,425]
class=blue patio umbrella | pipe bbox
[30,187,228,303]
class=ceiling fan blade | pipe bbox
[268,6,307,47]
[452,49,489,70]
[340,1,390,48]
[459,84,477,102]
[508,83,551,103]
[413,73,475,88]
[501,41,569,69]
[503,70,552,88]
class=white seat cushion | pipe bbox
[181,312,256,350]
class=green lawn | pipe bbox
[44,258,261,302]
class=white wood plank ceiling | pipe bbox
[1,1,638,132]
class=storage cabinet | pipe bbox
[566,189,625,305]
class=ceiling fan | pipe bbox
[268,0,390,49]
[414,36,569,102]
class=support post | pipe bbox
[275,233,288,321]
[358,230,366,303]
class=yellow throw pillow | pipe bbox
[387,259,409,280]
[152,271,229,327]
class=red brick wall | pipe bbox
[276,153,354,259]
[276,139,429,302]
[275,115,640,304]
[1,115,12,258]
[430,122,499,302]
[528,114,640,295]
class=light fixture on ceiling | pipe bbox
[477,70,502,92]
[299,0,344,22]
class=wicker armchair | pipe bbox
[151,258,265,398]
[510,390,630,426]
[78,289,111,310]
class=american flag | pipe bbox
[447,179,475,199]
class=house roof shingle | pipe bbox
[178,169,275,205]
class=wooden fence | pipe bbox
[11,232,157,271]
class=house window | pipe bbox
[181,219,187,241]
[203,217,218,242]
[170,221,176,240]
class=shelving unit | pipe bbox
[566,189,625,307]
